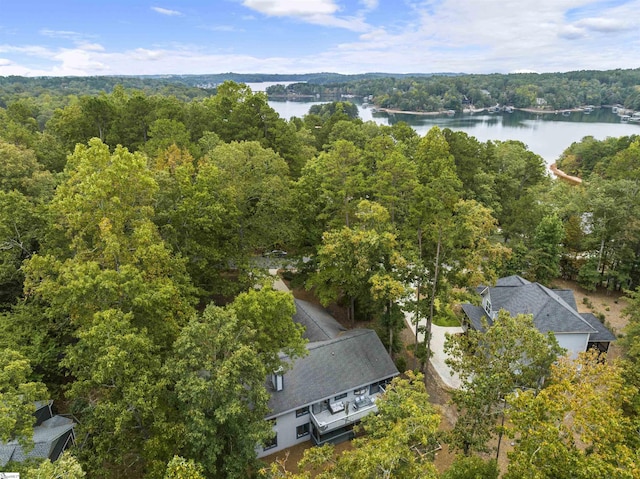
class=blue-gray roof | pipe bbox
[495,275,531,287]
[267,329,399,418]
[490,281,595,334]
[293,299,346,342]
[580,313,617,342]
[461,304,489,331]
[0,415,75,467]
[462,276,613,343]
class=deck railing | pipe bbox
[309,396,378,434]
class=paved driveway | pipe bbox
[403,310,463,389]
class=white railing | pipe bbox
[310,398,378,434]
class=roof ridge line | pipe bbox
[296,299,336,340]
[306,328,371,350]
[536,283,597,332]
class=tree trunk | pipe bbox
[425,226,442,366]
[350,296,355,326]
[597,234,605,277]
[414,228,422,370]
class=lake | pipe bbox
[268,99,639,165]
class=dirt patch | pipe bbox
[551,278,627,359]
[550,163,582,184]
[551,278,627,331]
[260,439,354,477]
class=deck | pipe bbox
[309,395,378,434]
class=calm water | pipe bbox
[268,100,639,165]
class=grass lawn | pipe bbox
[433,315,462,327]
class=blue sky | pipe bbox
[0,0,638,76]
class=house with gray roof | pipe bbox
[257,299,399,458]
[0,401,76,468]
[461,275,616,358]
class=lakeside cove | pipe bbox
[269,99,640,166]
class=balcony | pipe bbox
[310,395,378,435]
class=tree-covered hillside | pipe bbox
[1,81,639,478]
[270,68,640,111]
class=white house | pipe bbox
[257,299,399,458]
[461,275,615,358]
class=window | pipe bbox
[484,300,492,315]
[296,423,310,438]
[271,372,283,391]
[263,419,277,451]
[369,379,391,395]
[263,433,278,451]
[334,392,347,401]
[354,387,367,396]
[296,406,309,417]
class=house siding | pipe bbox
[256,409,313,458]
[257,377,394,458]
[555,333,589,358]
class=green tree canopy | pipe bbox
[308,200,406,324]
[27,452,86,479]
[229,287,306,372]
[506,351,640,479]
[166,304,273,479]
[0,349,48,448]
[445,310,563,455]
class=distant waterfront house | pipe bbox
[461,275,616,358]
[0,401,76,467]
[256,299,399,458]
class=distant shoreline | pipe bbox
[374,106,587,116]
[266,97,618,118]
[374,108,444,116]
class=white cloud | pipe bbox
[241,0,370,31]
[0,44,55,58]
[319,0,640,73]
[52,48,109,74]
[151,7,183,16]
[130,48,166,61]
[242,0,339,17]
[575,17,631,33]
[202,25,242,32]
[360,0,378,9]
[77,42,105,52]
[40,29,85,39]
[558,24,586,39]
[2,0,640,76]
[305,14,370,31]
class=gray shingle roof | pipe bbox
[495,275,531,286]
[554,289,578,311]
[0,415,75,467]
[580,313,617,342]
[293,299,346,342]
[267,329,399,417]
[491,282,595,334]
[461,304,489,331]
[462,277,613,345]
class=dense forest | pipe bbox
[3,67,640,115]
[1,78,640,478]
[270,68,640,112]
